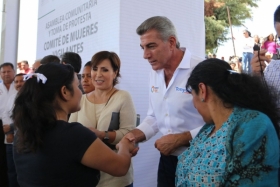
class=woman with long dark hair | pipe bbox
[175,59,279,186]
[12,63,137,187]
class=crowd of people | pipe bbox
[208,29,280,74]
[0,5,279,187]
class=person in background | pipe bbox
[61,52,84,93]
[262,33,279,60]
[229,61,236,71]
[253,35,261,53]
[251,5,280,186]
[2,73,25,187]
[31,59,41,72]
[0,63,17,187]
[69,51,136,187]
[12,63,137,187]
[81,61,95,94]
[122,16,204,187]
[176,59,279,186]
[16,63,23,74]
[241,30,254,73]
[251,6,280,108]
[232,56,242,73]
[40,55,60,65]
[19,61,32,74]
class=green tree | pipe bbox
[205,0,259,53]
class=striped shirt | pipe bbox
[264,59,280,108]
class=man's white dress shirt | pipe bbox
[0,82,17,144]
[137,48,204,156]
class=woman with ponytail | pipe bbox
[12,63,137,187]
[175,59,279,187]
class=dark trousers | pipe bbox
[157,154,178,187]
[0,119,8,187]
[6,144,19,187]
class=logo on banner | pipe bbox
[175,86,189,94]
[151,86,159,93]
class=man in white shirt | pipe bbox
[0,63,17,187]
[2,73,25,187]
[124,16,204,187]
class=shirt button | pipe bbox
[165,113,168,116]
[168,129,171,133]
[164,97,167,100]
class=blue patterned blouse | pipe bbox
[176,107,279,187]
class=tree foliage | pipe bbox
[205,0,259,53]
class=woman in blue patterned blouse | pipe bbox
[176,58,280,187]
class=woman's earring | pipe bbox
[201,98,205,102]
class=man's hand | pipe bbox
[123,132,136,142]
[122,132,139,157]
[155,132,192,156]
[120,129,146,157]
[251,49,269,75]
[155,134,180,156]
[116,135,139,157]
[3,124,11,134]
[6,134,14,143]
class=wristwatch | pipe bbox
[103,131,109,142]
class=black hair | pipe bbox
[14,73,26,79]
[244,30,252,37]
[0,62,14,70]
[12,63,75,152]
[61,52,82,73]
[40,55,60,65]
[21,60,28,65]
[84,61,92,67]
[274,5,280,23]
[187,59,280,136]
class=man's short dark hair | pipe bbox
[14,73,26,79]
[61,52,82,73]
[274,5,280,23]
[84,61,91,67]
[21,60,28,65]
[0,62,14,70]
[40,55,60,65]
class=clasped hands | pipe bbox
[88,127,139,157]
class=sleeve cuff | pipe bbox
[137,123,156,141]
[189,126,203,139]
